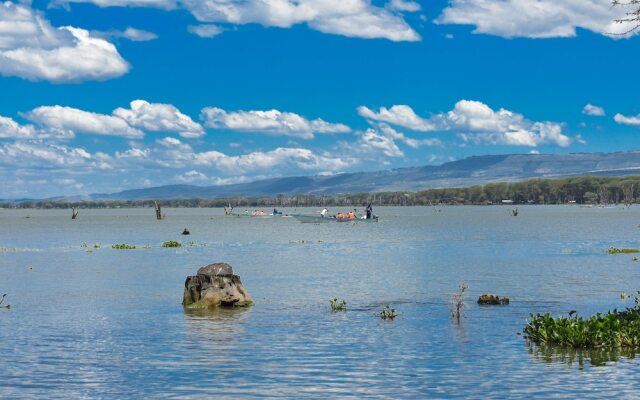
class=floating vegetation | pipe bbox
[93,244,101,249]
[289,240,325,244]
[608,247,640,254]
[112,244,137,250]
[162,241,181,248]
[330,298,346,312]
[0,294,10,309]
[377,305,397,320]
[451,283,468,322]
[524,292,640,349]
[634,257,639,262]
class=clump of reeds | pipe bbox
[162,241,182,248]
[451,283,468,322]
[377,305,397,320]
[330,298,347,312]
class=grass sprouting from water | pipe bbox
[377,305,397,320]
[162,241,182,248]
[524,292,640,349]
[330,298,346,312]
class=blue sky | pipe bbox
[1,0,640,198]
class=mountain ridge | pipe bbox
[81,150,640,201]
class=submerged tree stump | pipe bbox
[182,263,253,309]
[477,294,510,305]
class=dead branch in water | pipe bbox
[71,207,79,219]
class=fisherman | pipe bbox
[366,204,373,219]
[273,208,279,215]
[320,208,328,218]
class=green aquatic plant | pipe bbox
[162,241,182,248]
[330,298,346,312]
[451,282,468,322]
[524,291,640,349]
[377,305,397,320]
[81,243,88,248]
[608,247,640,254]
[111,244,137,250]
[93,244,101,249]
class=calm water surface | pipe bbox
[2,206,640,399]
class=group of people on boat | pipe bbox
[320,204,376,220]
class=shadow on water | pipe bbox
[526,341,638,369]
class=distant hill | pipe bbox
[84,151,640,201]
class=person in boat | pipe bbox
[336,212,345,219]
[347,211,355,219]
[273,208,280,215]
[320,208,328,218]
[366,204,373,219]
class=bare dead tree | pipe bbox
[154,201,163,220]
[612,1,640,35]
[71,207,79,219]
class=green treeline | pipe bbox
[3,175,640,209]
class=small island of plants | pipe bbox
[111,244,137,250]
[524,293,640,349]
[162,241,182,248]
[608,247,640,255]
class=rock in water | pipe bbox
[477,294,510,305]
[183,262,253,309]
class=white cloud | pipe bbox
[357,129,404,157]
[358,104,436,131]
[194,147,354,172]
[0,116,75,140]
[614,113,640,126]
[187,24,223,38]
[200,107,351,139]
[582,103,605,117]
[53,0,177,9]
[0,2,129,82]
[0,141,103,168]
[25,106,144,138]
[95,27,158,41]
[113,100,204,138]
[436,0,638,38]
[177,170,208,182]
[360,100,571,148]
[446,100,571,147]
[181,0,421,41]
[376,123,442,148]
[387,0,420,12]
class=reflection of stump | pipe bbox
[183,263,253,309]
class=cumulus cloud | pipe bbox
[187,25,223,38]
[436,0,638,38]
[582,104,605,117]
[357,128,404,157]
[358,105,436,131]
[25,106,144,138]
[387,0,421,12]
[614,113,640,126]
[0,141,110,169]
[445,100,571,147]
[200,107,351,139]
[113,100,204,138]
[359,100,571,147]
[58,0,420,41]
[0,2,129,82]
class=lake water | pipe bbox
[2,205,640,399]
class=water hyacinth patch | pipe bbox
[330,298,346,312]
[162,241,182,248]
[524,292,640,349]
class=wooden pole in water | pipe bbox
[71,207,79,220]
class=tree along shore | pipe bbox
[3,175,640,209]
